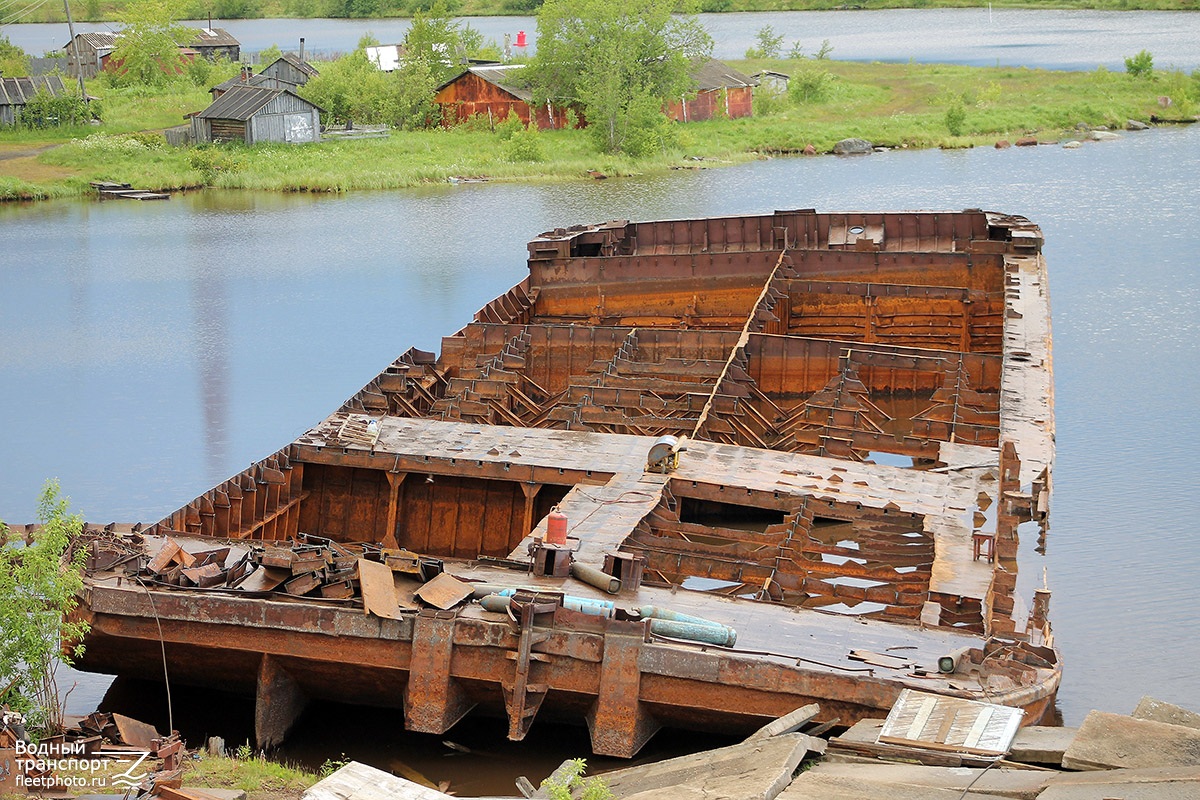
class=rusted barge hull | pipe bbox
[74,209,1058,757]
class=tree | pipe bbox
[0,35,30,77]
[0,481,89,737]
[109,0,191,87]
[528,0,712,155]
[745,25,783,60]
[403,0,493,86]
[1124,49,1153,78]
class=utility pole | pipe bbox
[62,0,88,102]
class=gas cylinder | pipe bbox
[546,509,568,545]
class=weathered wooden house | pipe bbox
[211,69,297,100]
[434,64,571,130]
[259,53,318,86]
[0,75,67,126]
[63,32,118,79]
[751,70,790,93]
[667,58,754,122]
[187,28,240,62]
[191,85,322,144]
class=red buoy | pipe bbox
[547,509,567,545]
[515,30,527,47]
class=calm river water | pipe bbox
[7,8,1200,70]
[2,128,1198,789]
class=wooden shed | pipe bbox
[434,64,570,131]
[751,70,790,93]
[63,32,117,79]
[191,85,322,144]
[0,75,67,127]
[667,58,754,122]
[259,53,318,86]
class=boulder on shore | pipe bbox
[833,138,873,156]
[1127,119,1151,131]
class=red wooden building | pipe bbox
[434,65,572,130]
[666,58,755,122]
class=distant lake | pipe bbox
[6,8,1200,71]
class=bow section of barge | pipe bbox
[74,209,1059,757]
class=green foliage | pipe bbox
[944,100,966,135]
[0,481,89,737]
[745,25,784,60]
[789,65,834,103]
[109,0,191,87]
[1124,49,1153,78]
[300,42,438,129]
[494,111,523,139]
[528,0,712,155]
[318,753,350,777]
[14,88,92,128]
[814,38,833,60]
[541,758,613,800]
[402,0,489,85]
[787,41,805,59]
[752,83,787,116]
[504,124,545,161]
[1161,68,1197,118]
[0,35,30,77]
[188,145,242,184]
[257,44,284,68]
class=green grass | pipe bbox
[3,59,1195,201]
[47,750,320,800]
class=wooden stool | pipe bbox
[972,532,995,563]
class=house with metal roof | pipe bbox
[191,85,322,144]
[260,53,319,86]
[63,32,118,79]
[187,28,240,62]
[667,58,755,122]
[0,75,68,126]
[433,64,573,131]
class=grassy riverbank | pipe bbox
[2,58,1196,201]
[10,0,1199,24]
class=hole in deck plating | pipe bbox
[849,225,866,235]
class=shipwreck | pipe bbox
[73,208,1059,758]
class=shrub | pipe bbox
[188,146,242,184]
[494,112,524,140]
[814,39,834,60]
[753,83,788,116]
[504,124,545,162]
[1124,49,1153,78]
[745,26,784,60]
[789,66,834,104]
[945,101,966,136]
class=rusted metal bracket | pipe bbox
[586,624,661,758]
[502,591,558,740]
[255,654,308,749]
[405,609,476,734]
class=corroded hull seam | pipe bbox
[76,209,1059,757]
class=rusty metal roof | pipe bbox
[438,64,534,102]
[0,75,67,106]
[690,58,755,91]
[195,85,319,120]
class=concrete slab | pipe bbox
[1009,725,1077,766]
[806,762,1052,799]
[599,732,813,800]
[1061,711,1200,771]
[1132,697,1200,730]
[303,761,452,800]
[1037,765,1200,800]
[745,703,820,742]
[778,773,1015,800]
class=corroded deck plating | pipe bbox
[75,209,1058,757]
